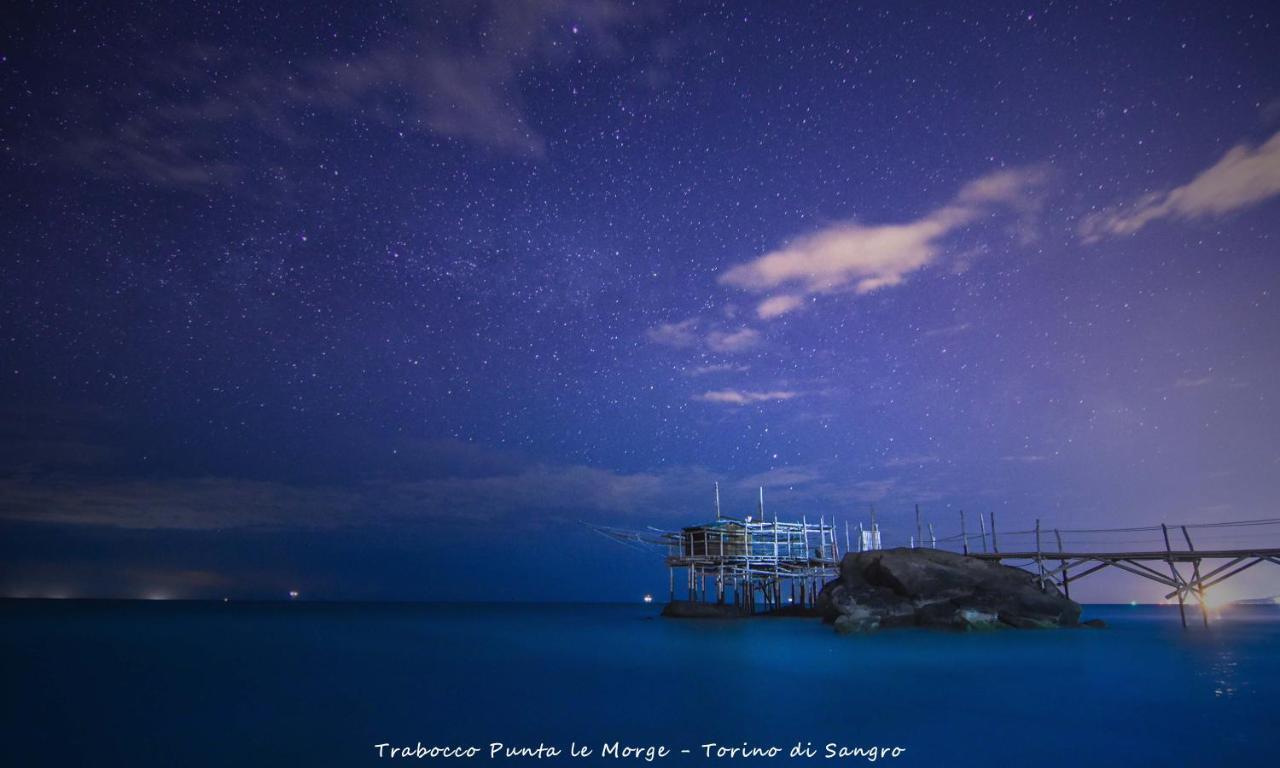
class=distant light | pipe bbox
[289,590,300,600]
[643,594,653,604]
[1129,600,1138,606]
[222,597,229,603]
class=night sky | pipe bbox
[3,1,1280,603]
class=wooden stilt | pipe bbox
[1162,524,1188,628]
[1055,529,1070,599]
[642,509,1280,626]
[1182,525,1210,628]
[1035,519,1045,591]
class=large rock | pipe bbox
[819,548,1080,633]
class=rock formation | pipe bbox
[818,547,1081,633]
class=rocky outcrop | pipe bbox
[818,548,1081,633]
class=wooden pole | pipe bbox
[719,530,725,604]
[714,481,721,520]
[928,522,937,549]
[915,504,922,549]
[991,512,999,553]
[773,514,780,610]
[978,513,988,553]
[960,510,969,555]
[1162,523,1188,628]
[1035,519,1045,590]
[1182,525,1210,628]
[1055,528,1070,599]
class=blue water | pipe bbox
[3,601,1278,767]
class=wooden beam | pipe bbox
[1055,528,1069,599]
[1164,523,1186,626]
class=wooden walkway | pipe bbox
[939,516,1280,627]
[591,500,1280,628]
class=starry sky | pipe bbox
[3,0,1280,602]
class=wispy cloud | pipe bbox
[922,322,973,337]
[646,318,700,348]
[686,363,750,376]
[692,389,798,405]
[0,458,715,532]
[648,321,761,354]
[0,476,366,531]
[720,167,1048,318]
[64,0,651,189]
[1175,375,1213,389]
[1081,130,1280,241]
[883,454,940,468]
[737,466,823,489]
[705,327,761,353]
[848,479,897,503]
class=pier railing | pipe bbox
[923,515,1280,627]
[589,512,1280,626]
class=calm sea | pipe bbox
[2,601,1277,766]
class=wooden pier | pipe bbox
[590,489,1280,626]
[591,485,850,612]
[940,516,1280,627]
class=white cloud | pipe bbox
[737,466,822,488]
[648,322,760,354]
[1081,130,1280,241]
[693,389,798,405]
[645,318,700,348]
[686,363,749,376]
[705,327,761,353]
[756,294,805,319]
[883,454,940,468]
[922,322,973,337]
[721,167,1047,316]
[1175,376,1213,389]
